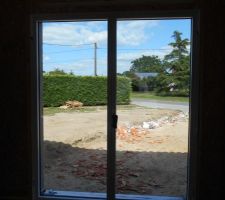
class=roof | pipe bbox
[134,72,158,79]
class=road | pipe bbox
[131,98,189,113]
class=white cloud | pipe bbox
[44,45,173,75]
[187,44,191,51]
[43,55,50,61]
[43,20,158,47]
[117,20,158,46]
[44,57,108,76]
[117,46,172,61]
[117,45,173,73]
[43,22,107,46]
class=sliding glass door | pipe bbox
[34,14,197,200]
[116,19,191,198]
[40,20,108,197]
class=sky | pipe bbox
[43,19,191,76]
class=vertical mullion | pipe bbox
[188,13,200,200]
[107,18,117,200]
[38,21,44,194]
[32,19,41,199]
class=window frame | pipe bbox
[31,10,200,200]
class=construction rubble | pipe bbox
[116,112,188,142]
[142,112,188,130]
[59,100,83,109]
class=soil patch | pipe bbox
[43,106,188,197]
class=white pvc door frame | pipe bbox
[31,10,200,200]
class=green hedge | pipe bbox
[43,75,131,107]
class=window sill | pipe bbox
[40,191,184,200]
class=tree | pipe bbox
[164,31,189,62]
[69,70,74,75]
[124,55,163,91]
[122,71,141,91]
[130,55,162,73]
[48,68,68,75]
[155,31,190,96]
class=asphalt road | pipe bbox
[131,98,189,113]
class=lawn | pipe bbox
[131,91,189,102]
[43,105,141,116]
[43,106,98,116]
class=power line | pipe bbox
[44,48,93,54]
[99,47,190,51]
[118,48,171,51]
[43,42,190,75]
[43,42,189,51]
[43,42,190,55]
[44,42,99,76]
[98,47,172,51]
[43,42,97,76]
[44,58,94,64]
[43,42,95,47]
[43,42,171,51]
[44,47,173,55]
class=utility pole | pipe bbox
[94,42,97,76]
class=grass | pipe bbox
[43,106,97,116]
[43,92,188,116]
[131,91,189,102]
[43,105,141,116]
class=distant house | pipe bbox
[134,72,158,91]
[134,72,158,79]
[168,82,177,91]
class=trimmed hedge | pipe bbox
[43,75,131,107]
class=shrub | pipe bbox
[117,76,132,105]
[43,75,131,107]
[155,89,189,97]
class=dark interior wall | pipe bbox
[196,2,225,199]
[0,0,224,199]
[0,1,32,199]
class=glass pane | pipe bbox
[116,19,191,197]
[41,21,108,194]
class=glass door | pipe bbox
[34,14,197,200]
[40,20,108,196]
[116,18,191,198]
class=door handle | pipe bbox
[112,114,118,129]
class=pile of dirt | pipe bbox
[60,100,83,109]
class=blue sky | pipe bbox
[43,19,191,75]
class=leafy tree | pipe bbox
[124,55,163,91]
[130,55,162,73]
[155,31,190,96]
[122,71,141,91]
[48,68,68,76]
[146,76,158,91]
[164,31,189,62]
[69,70,74,75]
